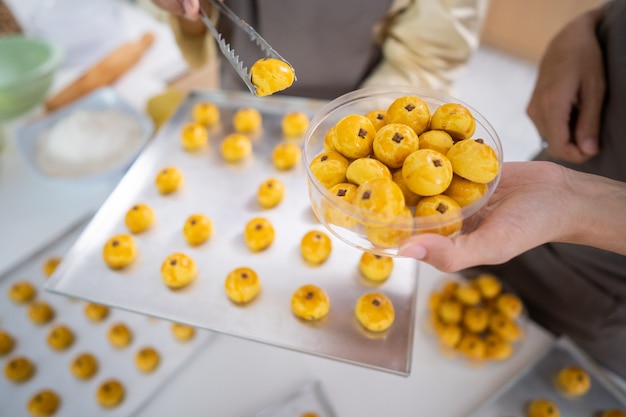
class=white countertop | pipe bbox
[0,2,555,416]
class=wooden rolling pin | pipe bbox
[45,32,155,112]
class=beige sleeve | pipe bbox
[361,0,490,94]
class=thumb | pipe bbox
[574,85,604,157]
[398,234,472,272]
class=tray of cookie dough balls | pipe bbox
[467,337,626,417]
[45,89,420,376]
[0,218,214,417]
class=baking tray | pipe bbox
[45,90,420,375]
[467,337,626,416]
[251,380,336,417]
[0,217,214,417]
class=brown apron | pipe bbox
[216,0,393,99]
[468,0,626,379]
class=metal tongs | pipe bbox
[198,0,295,96]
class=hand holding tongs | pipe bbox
[197,0,295,96]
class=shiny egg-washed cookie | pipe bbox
[358,252,394,282]
[102,234,138,269]
[414,195,463,237]
[555,366,591,397]
[456,332,486,361]
[244,217,275,252]
[364,109,387,131]
[249,58,295,97]
[291,284,330,321]
[322,182,359,228]
[171,323,196,342]
[272,141,302,171]
[281,111,309,138]
[84,302,110,322]
[331,114,376,160]
[224,267,261,304]
[8,280,37,303]
[135,347,160,373]
[125,203,155,234]
[28,301,55,325]
[418,129,454,155]
[345,157,391,186]
[308,150,350,189]
[220,133,252,162]
[180,121,208,151]
[484,334,513,361]
[0,330,15,356]
[443,174,488,208]
[446,139,499,184]
[385,95,430,136]
[46,325,75,351]
[161,252,197,289]
[402,148,453,196]
[462,306,490,333]
[354,292,395,332]
[42,257,62,278]
[27,389,60,416]
[495,293,523,320]
[372,122,419,169]
[4,355,35,383]
[155,166,184,195]
[429,102,476,141]
[391,169,421,207]
[527,399,560,417]
[353,177,406,220]
[183,214,213,246]
[257,177,285,209]
[70,352,98,380]
[108,323,133,348]
[232,107,262,133]
[300,230,332,265]
[96,379,125,408]
[192,101,220,126]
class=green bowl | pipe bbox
[0,35,63,121]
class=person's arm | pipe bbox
[398,161,626,272]
[360,0,489,93]
[526,5,608,162]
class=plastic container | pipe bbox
[303,86,503,257]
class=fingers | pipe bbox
[573,75,605,157]
[182,0,200,20]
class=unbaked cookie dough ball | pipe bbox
[354,292,395,332]
[161,253,197,289]
[27,389,60,416]
[125,203,155,234]
[224,267,262,304]
[291,284,331,321]
[102,234,138,269]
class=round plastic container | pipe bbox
[303,86,503,257]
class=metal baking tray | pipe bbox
[0,218,214,417]
[467,337,626,416]
[251,380,336,417]
[45,90,420,376]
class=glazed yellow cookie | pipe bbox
[430,102,476,141]
[125,203,155,234]
[308,150,350,189]
[443,174,488,207]
[8,280,37,303]
[4,356,35,383]
[233,107,262,133]
[0,330,15,356]
[364,109,387,131]
[432,318,463,348]
[135,347,160,373]
[358,252,394,282]
[601,410,626,417]
[183,214,213,246]
[161,253,198,289]
[489,312,522,343]
[96,379,125,408]
[70,352,98,380]
[250,57,295,96]
[496,293,523,320]
[437,299,463,324]
[454,284,482,306]
[462,306,490,333]
[244,217,275,252]
[323,126,338,152]
[484,334,513,361]
[300,230,332,265]
[364,206,413,248]
[257,177,286,209]
[414,195,463,236]
[155,166,184,194]
[353,177,406,221]
[192,101,220,126]
[345,157,391,186]
[391,169,421,206]
[224,267,262,303]
[555,366,591,397]
[281,111,310,137]
[42,257,61,278]
[456,333,486,361]
[102,234,137,269]
[355,292,395,332]
[27,389,60,416]
[527,399,560,417]
[291,284,331,321]
[447,139,499,184]
[108,323,133,348]
[323,182,359,228]
[180,121,208,151]
[47,325,75,351]
[402,149,453,196]
[332,114,376,159]
[28,301,55,325]
[220,133,252,162]
[385,95,430,135]
[84,302,110,322]
[472,273,502,299]
[272,141,302,170]
[372,122,420,169]
[171,323,196,341]
[418,129,453,155]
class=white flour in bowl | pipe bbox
[36,109,146,178]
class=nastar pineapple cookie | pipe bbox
[108,323,133,348]
[70,352,98,380]
[84,302,110,322]
[161,253,197,289]
[28,301,55,325]
[414,195,462,236]
[224,267,261,303]
[364,206,413,248]
[220,133,252,162]
[345,157,391,186]
[125,203,155,234]
[309,150,349,189]
[364,109,387,131]
[4,355,35,383]
[385,95,430,135]
[358,252,394,282]
[300,230,332,265]
[180,121,208,151]
[250,57,295,96]
[402,149,453,196]
[46,325,75,351]
[192,101,220,126]
[183,214,213,246]
[281,111,310,137]
[443,174,488,207]
[430,102,476,141]
[527,399,560,417]
[372,122,420,168]
[42,257,61,277]
[323,182,359,228]
[96,379,125,408]
[353,177,406,221]
[233,107,262,133]
[0,330,15,356]
[27,389,60,416]
[418,129,454,155]
[155,166,184,194]
[272,141,302,170]
[171,323,195,341]
[291,284,330,321]
[257,177,286,209]
[354,292,395,332]
[8,280,37,303]
[102,234,137,269]
[135,347,160,373]
[555,366,591,397]
[332,114,376,159]
[244,217,275,252]
[447,139,499,184]
[391,168,421,206]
